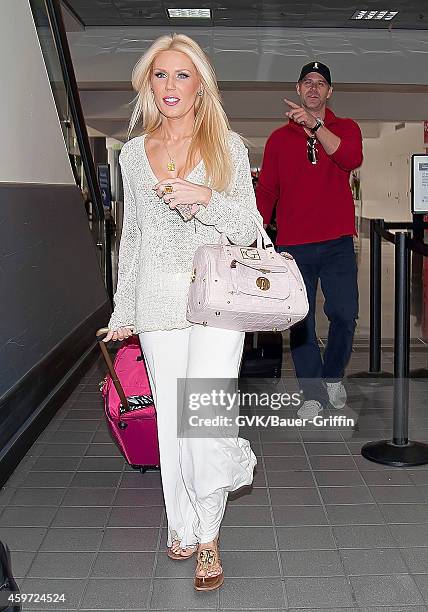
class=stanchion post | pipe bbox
[105,217,113,305]
[361,229,428,466]
[369,219,383,373]
[393,232,410,445]
[412,213,424,243]
[411,214,424,300]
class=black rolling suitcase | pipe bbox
[240,332,283,379]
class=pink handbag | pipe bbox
[186,214,309,332]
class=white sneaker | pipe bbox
[326,381,347,409]
[297,400,323,420]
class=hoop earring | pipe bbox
[197,90,203,96]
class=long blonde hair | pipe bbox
[129,33,232,193]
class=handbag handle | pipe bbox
[96,328,129,410]
[251,212,275,252]
[220,208,275,253]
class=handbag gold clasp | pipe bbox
[256,277,270,291]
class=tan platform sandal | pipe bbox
[167,540,198,561]
[194,538,224,591]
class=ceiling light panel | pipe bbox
[167,8,211,18]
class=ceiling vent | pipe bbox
[351,10,399,21]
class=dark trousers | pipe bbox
[278,236,359,403]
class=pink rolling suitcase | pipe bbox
[96,330,160,472]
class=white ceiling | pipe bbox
[62,0,428,29]
[68,26,428,85]
[65,23,428,162]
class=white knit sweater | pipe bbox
[108,130,262,333]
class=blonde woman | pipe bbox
[104,33,260,591]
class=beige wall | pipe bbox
[361,122,424,222]
[0,0,74,184]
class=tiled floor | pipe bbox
[2,234,428,610]
[1,355,428,611]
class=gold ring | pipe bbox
[164,185,173,194]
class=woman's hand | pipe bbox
[154,178,212,216]
[103,326,133,343]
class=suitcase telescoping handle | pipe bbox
[96,328,129,411]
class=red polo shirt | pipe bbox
[256,108,363,245]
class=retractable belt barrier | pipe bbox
[366,219,428,377]
[361,221,428,466]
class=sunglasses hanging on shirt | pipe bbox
[307,136,318,165]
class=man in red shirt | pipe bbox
[256,61,363,419]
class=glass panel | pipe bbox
[29,0,106,281]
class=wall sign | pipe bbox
[411,154,428,214]
[97,164,112,210]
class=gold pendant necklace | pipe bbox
[162,131,175,172]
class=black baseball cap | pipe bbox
[298,61,332,86]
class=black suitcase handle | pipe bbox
[96,328,130,411]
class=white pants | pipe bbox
[139,325,257,546]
